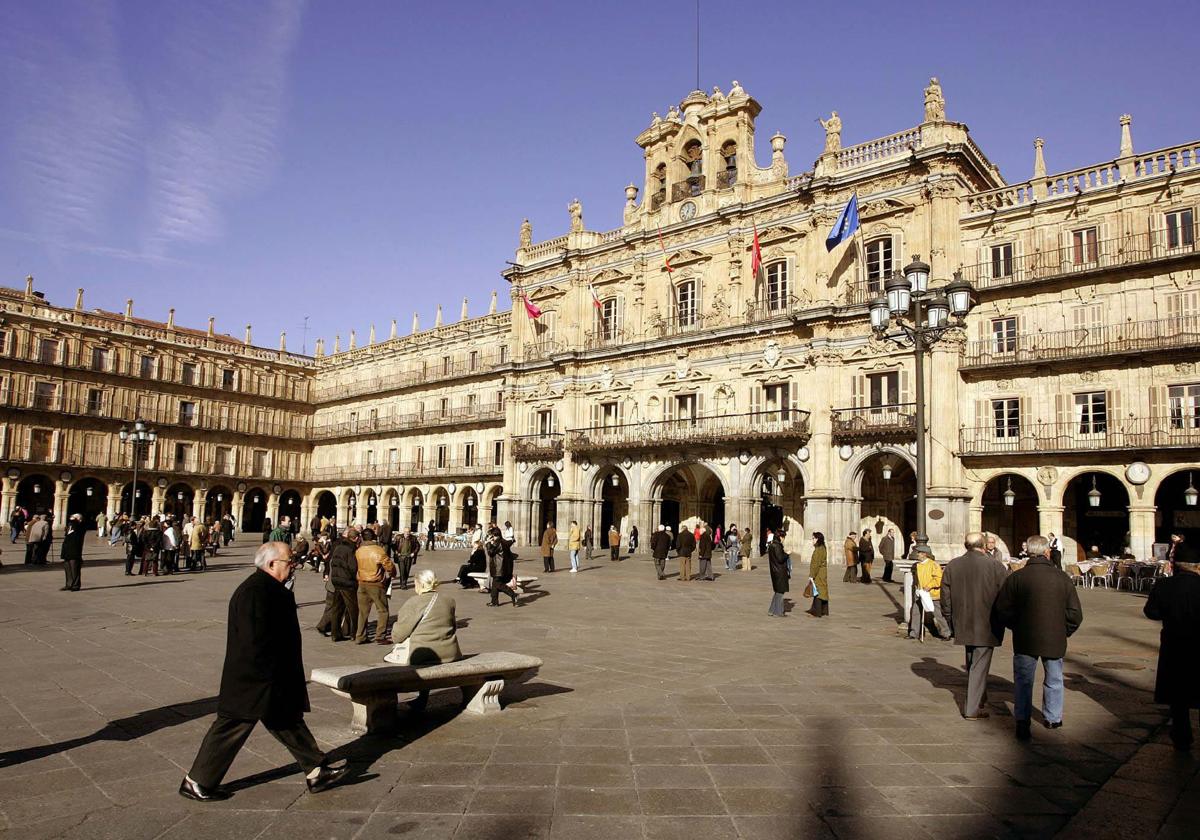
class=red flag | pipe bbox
[588,283,603,310]
[656,225,674,274]
[750,221,763,279]
[522,294,542,320]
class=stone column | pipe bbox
[106,482,123,520]
[335,493,348,530]
[231,490,245,530]
[450,503,464,534]
[1128,505,1156,560]
[51,486,69,533]
[0,481,16,525]
[968,503,984,532]
[267,493,281,529]
[193,491,206,523]
[1038,504,1064,540]
[299,496,313,537]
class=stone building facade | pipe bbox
[2,80,1196,565]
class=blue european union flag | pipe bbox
[825,192,860,252]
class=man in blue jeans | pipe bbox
[993,534,1083,741]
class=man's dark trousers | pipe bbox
[189,715,323,789]
[328,588,358,642]
[63,557,82,591]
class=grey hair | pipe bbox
[1025,534,1050,558]
[414,568,438,593]
[964,532,985,550]
[254,541,290,570]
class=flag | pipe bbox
[750,221,763,278]
[588,283,602,310]
[825,192,860,252]
[522,294,542,320]
[656,225,674,273]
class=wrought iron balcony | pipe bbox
[511,433,564,462]
[671,177,704,201]
[959,416,1200,456]
[565,410,811,454]
[831,403,917,444]
[313,353,503,402]
[962,315,1200,370]
[307,459,501,484]
[584,327,626,350]
[310,403,504,441]
[522,340,563,363]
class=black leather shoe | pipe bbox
[306,761,349,794]
[178,776,230,802]
[1044,720,1063,730]
[1016,720,1032,741]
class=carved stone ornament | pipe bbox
[598,365,615,390]
[763,340,782,368]
[579,459,592,471]
[995,379,1012,390]
[1037,466,1058,486]
[674,349,690,380]
[1176,362,1197,374]
[738,450,751,465]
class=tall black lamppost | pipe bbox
[869,256,974,556]
[118,419,157,516]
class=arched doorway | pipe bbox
[598,468,629,536]
[461,487,480,529]
[530,471,560,544]
[242,487,268,532]
[205,485,233,522]
[1064,471,1129,557]
[120,480,152,518]
[383,489,401,531]
[857,452,917,552]
[66,478,107,529]
[755,459,804,553]
[279,489,302,531]
[164,483,194,520]
[15,474,53,517]
[485,485,503,525]
[981,474,1039,557]
[365,490,379,526]
[1154,470,1200,548]
[408,489,424,532]
[431,487,451,532]
[315,491,337,520]
[652,463,726,538]
[345,490,358,527]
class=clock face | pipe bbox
[679,201,697,221]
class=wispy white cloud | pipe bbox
[0,226,189,267]
[142,0,305,253]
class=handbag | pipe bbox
[384,593,438,665]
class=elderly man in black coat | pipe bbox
[941,532,1009,720]
[1144,542,1200,748]
[59,514,86,591]
[180,542,347,801]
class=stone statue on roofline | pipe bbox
[568,198,583,233]
[924,77,945,123]
[519,218,532,249]
[819,111,842,153]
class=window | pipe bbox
[414,446,424,468]
[675,280,697,326]
[674,393,698,424]
[496,390,505,409]
[600,401,620,429]
[442,356,451,376]
[388,448,399,468]
[178,401,196,426]
[1072,227,1098,265]
[440,397,449,418]
[865,237,894,291]
[990,243,1014,279]
[86,388,103,416]
[368,408,378,428]
[499,346,508,364]
[174,443,192,470]
[763,383,791,419]
[38,338,59,364]
[536,409,554,436]
[214,446,233,475]
[252,450,268,477]
[1074,391,1107,434]
[469,351,479,371]
[867,371,900,407]
[991,317,1017,353]
[436,445,448,469]
[361,449,374,466]
[0,331,7,355]
[89,347,109,373]
[467,393,477,413]
[599,298,620,340]
[33,381,57,410]
[1169,384,1200,429]
[992,398,1020,438]
[464,443,476,467]
[30,429,53,462]
[765,261,789,312]
[1166,209,1195,249]
[221,368,235,390]
[140,354,156,379]
[493,440,504,465]
[651,163,667,209]
[348,410,359,431]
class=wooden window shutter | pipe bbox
[1018,396,1029,439]
[664,396,675,421]
[1054,393,1067,428]
[976,398,990,427]
[1107,388,1123,427]
[527,410,536,436]
[851,374,865,408]
[789,380,800,413]
[750,384,762,416]
[1149,385,1166,420]
[697,391,706,417]
[980,246,989,281]
[590,402,600,429]
[617,399,624,423]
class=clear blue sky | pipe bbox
[1,0,1194,352]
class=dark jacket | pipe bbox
[941,548,1008,647]
[992,555,1083,659]
[328,538,359,590]
[60,525,85,561]
[697,531,714,559]
[1144,568,1200,708]
[768,539,789,594]
[217,570,309,725]
[857,537,875,564]
[650,530,671,560]
[676,529,696,558]
[879,535,895,562]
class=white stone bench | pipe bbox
[466,573,538,593]
[311,651,542,734]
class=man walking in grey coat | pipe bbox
[941,532,1009,720]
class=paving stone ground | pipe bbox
[0,537,1196,839]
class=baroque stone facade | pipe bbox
[2,81,1197,565]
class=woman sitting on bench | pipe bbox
[386,569,462,710]
[457,541,487,588]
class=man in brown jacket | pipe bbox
[540,523,558,573]
[354,528,395,644]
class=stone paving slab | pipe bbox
[0,536,1185,838]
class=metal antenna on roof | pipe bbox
[301,315,309,355]
[695,0,701,91]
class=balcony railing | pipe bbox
[584,328,626,350]
[511,433,564,462]
[308,459,502,484]
[958,225,1198,292]
[0,449,296,482]
[832,403,917,443]
[522,340,563,363]
[311,403,504,441]
[962,315,1200,369]
[313,354,503,402]
[566,410,811,453]
[959,416,1200,456]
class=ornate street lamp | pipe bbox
[1003,477,1016,507]
[881,461,893,481]
[870,257,975,555]
[1185,473,1198,507]
[1088,475,1102,508]
[118,419,157,516]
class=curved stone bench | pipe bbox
[311,651,542,734]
